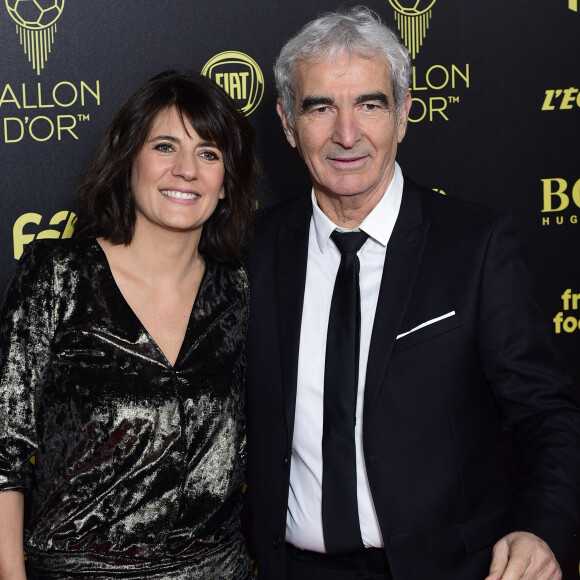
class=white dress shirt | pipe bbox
[286,163,404,552]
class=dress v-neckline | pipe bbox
[93,239,209,369]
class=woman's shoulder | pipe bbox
[207,258,249,300]
[216,258,248,282]
[16,237,102,284]
[2,239,102,319]
[21,237,99,263]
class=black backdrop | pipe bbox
[1,0,579,576]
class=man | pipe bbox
[245,6,580,580]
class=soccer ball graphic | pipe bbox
[5,0,65,30]
[388,0,437,16]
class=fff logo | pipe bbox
[13,210,76,259]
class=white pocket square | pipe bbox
[396,311,456,340]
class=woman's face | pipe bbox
[131,106,226,238]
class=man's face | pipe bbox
[278,53,411,209]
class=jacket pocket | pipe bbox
[393,311,459,353]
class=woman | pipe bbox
[0,70,259,579]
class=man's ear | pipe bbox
[276,99,297,148]
[397,91,413,143]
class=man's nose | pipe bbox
[332,109,362,148]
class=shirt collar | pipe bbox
[311,162,404,253]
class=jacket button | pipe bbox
[272,535,283,549]
[282,454,288,468]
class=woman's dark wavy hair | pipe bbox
[74,70,260,261]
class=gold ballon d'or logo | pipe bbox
[388,0,437,59]
[202,51,264,116]
[5,0,65,75]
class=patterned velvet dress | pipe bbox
[0,238,253,579]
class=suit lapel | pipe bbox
[276,194,312,438]
[364,182,429,414]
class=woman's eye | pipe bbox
[155,143,173,153]
[200,150,220,161]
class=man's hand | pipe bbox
[485,531,561,580]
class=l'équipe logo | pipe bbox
[553,289,580,334]
[388,0,470,123]
[13,210,75,259]
[542,88,580,110]
[2,1,102,143]
[541,177,580,227]
[202,51,264,116]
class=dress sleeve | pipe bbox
[0,242,57,492]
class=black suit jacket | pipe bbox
[244,180,580,580]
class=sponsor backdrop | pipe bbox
[1,0,578,575]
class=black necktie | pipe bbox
[322,229,368,553]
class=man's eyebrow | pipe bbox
[355,92,390,107]
[299,93,391,113]
[299,96,334,112]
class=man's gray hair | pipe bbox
[274,5,412,126]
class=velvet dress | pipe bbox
[0,238,254,579]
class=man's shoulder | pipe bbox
[243,194,310,269]
[405,177,513,232]
[250,194,311,241]
[256,194,311,226]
